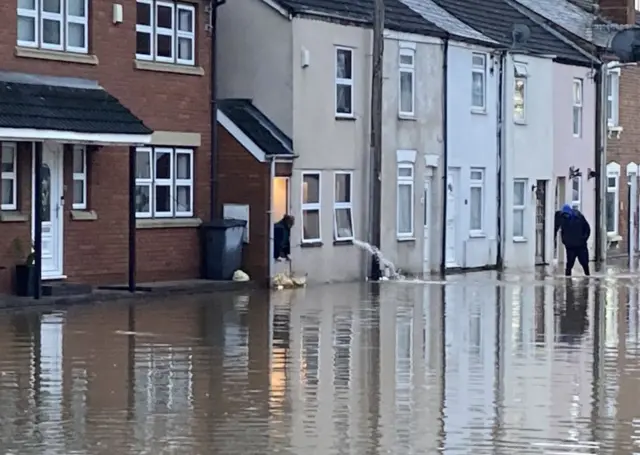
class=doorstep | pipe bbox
[0,279,256,310]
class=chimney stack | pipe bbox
[598,0,636,25]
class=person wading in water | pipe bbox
[554,204,591,277]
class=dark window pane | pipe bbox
[136,32,151,55]
[157,35,172,58]
[155,185,171,213]
[155,152,170,179]
[135,185,150,213]
[336,85,352,114]
[137,2,151,25]
[157,5,172,28]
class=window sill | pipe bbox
[514,120,527,126]
[608,126,623,139]
[70,209,97,221]
[15,46,98,65]
[333,239,353,246]
[0,211,28,222]
[513,237,527,243]
[300,241,323,248]
[136,217,202,229]
[469,232,486,238]
[398,114,416,121]
[470,108,487,115]
[335,114,356,121]
[397,236,415,242]
[607,233,622,242]
[134,59,204,76]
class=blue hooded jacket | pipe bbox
[554,204,590,248]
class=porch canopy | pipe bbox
[0,71,153,298]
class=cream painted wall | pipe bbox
[289,19,371,283]
[380,36,444,275]
[503,55,555,269]
[216,0,293,137]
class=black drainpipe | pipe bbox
[594,55,604,264]
[495,52,506,269]
[210,0,226,220]
[439,35,450,277]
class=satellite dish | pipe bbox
[512,24,531,47]
[610,28,640,63]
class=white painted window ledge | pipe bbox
[513,237,527,243]
[0,211,28,222]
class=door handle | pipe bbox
[55,203,60,218]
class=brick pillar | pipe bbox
[598,0,636,24]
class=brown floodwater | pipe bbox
[0,271,639,454]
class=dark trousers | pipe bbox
[565,246,590,276]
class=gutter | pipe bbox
[594,55,606,263]
[210,0,226,221]
[495,51,507,269]
[439,34,450,276]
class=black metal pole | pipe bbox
[496,52,506,270]
[209,0,226,221]
[33,141,43,299]
[439,37,450,276]
[594,63,603,263]
[128,145,136,292]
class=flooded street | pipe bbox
[1,272,640,454]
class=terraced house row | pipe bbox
[0,0,637,294]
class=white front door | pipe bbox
[33,142,64,279]
[423,179,431,274]
[446,169,458,266]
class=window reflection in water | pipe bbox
[39,313,64,446]
[134,345,194,446]
[332,309,352,450]
[535,284,546,344]
[511,285,523,345]
[395,306,413,450]
[300,313,320,427]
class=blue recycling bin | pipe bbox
[200,218,247,280]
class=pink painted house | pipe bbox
[553,63,596,262]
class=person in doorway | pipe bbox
[554,204,591,276]
[274,214,295,261]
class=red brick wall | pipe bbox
[217,125,271,285]
[0,0,211,292]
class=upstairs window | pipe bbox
[17,0,89,53]
[136,0,196,66]
[398,44,415,117]
[606,65,620,128]
[572,78,583,137]
[335,47,354,117]
[471,53,486,111]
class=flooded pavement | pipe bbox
[0,272,639,453]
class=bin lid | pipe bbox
[201,218,247,229]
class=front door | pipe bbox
[33,142,64,279]
[446,169,459,267]
[535,180,547,265]
[423,179,431,275]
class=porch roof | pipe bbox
[0,71,152,146]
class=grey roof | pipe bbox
[431,0,593,64]
[218,99,293,156]
[512,0,618,48]
[0,71,151,135]
[273,0,447,36]
[400,0,497,44]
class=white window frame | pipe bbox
[335,46,354,118]
[573,78,583,137]
[301,171,322,243]
[471,53,486,111]
[135,0,196,66]
[606,162,620,235]
[175,3,196,65]
[606,64,620,128]
[398,43,415,117]
[469,168,484,235]
[513,179,527,240]
[135,147,194,219]
[18,0,89,53]
[397,163,415,238]
[333,171,354,241]
[571,175,581,210]
[72,145,87,210]
[1,142,18,211]
[514,70,527,124]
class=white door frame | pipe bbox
[446,168,459,267]
[31,142,65,280]
[423,178,431,275]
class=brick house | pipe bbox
[0,0,212,294]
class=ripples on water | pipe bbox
[0,273,639,453]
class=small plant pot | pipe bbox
[14,264,35,297]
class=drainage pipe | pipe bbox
[439,35,450,276]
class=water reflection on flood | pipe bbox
[0,273,640,453]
